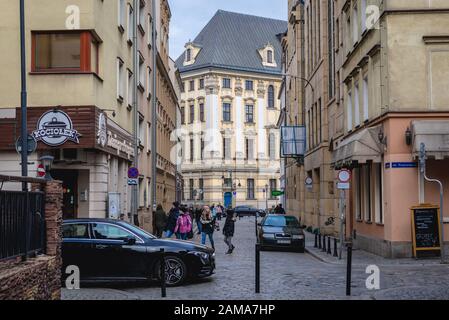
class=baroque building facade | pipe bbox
[175,10,286,209]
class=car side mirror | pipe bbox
[124,236,136,245]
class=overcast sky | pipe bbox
[168,0,288,60]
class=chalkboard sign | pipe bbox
[411,205,441,258]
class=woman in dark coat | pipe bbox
[222,209,236,254]
[154,204,167,238]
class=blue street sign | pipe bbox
[385,162,418,169]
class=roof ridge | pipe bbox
[215,9,287,24]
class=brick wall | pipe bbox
[0,180,63,300]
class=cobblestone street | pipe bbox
[62,217,449,300]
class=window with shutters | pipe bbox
[247,179,255,200]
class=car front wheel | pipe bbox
[154,255,187,287]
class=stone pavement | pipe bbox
[62,217,449,300]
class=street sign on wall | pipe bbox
[337,169,351,190]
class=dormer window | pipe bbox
[258,43,277,68]
[183,42,202,67]
[267,50,273,64]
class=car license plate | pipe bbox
[277,240,291,244]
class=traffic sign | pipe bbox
[15,135,37,156]
[338,169,351,183]
[305,177,313,190]
[128,178,138,186]
[37,164,45,178]
[128,167,139,179]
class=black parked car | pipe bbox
[62,219,215,287]
[234,206,266,218]
[257,215,305,252]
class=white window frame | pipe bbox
[118,0,126,30]
[117,58,124,100]
[361,0,367,33]
[347,90,352,132]
[352,4,359,45]
[127,69,133,107]
[127,4,134,43]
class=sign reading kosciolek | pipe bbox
[32,110,80,147]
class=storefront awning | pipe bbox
[412,120,449,160]
[332,125,383,168]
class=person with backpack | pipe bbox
[165,201,180,239]
[174,206,192,240]
[154,204,167,238]
[200,206,215,250]
[223,209,236,254]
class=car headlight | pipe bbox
[193,251,209,261]
[293,235,304,240]
[263,233,275,239]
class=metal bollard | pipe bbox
[322,235,327,252]
[160,248,166,298]
[333,238,338,257]
[346,242,353,296]
[255,244,260,294]
[318,234,322,249]
[314,233,318,248]
[327,236,332,254]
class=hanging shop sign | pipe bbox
[32,109,80,147]
[97,112,108,148]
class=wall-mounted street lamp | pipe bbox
[405,127,412,146]
[39,155,54,181]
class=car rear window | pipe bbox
[63,224,89,239]
[264,216,300,228]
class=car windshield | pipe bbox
[263,216,300,228]
[121,222,156,239]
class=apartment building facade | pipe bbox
[332,0,449,258]
[0,0,178,231]
[175,11,285,209]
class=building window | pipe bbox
[189,179,194,200]
[269,179,277,199]
[347,90,352,132]
[246,138,254,160]
[267,85,275,108]
[354,83,360,127]
[352,4,359,45]
[147,14,153,46]
[32,32,99,73]
[199,179,204,200]
[267,50,273,64]
[223,138,231,160]
[200,138,204,160]
[199,103,205,122]
[223,103,231,122]
[127,4,134,44]
[189,105,195,124]
[189,80,195,91]
[199,78,204,89]
[245,105,254,123]
[118,0,126,30]
[181,82,185,93]
[268,133,276,160]
[363,164,372,223]
[374,163,383,224]
[186,48,191,62]
[127,69,133,107]
[138,53,145,90]
[247,179,255,200]
[363,76,369,121]
[180,107,185,124]
[222,78,231,89]
[138,1,145,30]
[245,80,254,91]
[117,58,124,100]
[361,0,367,33]
[190,138,194,162]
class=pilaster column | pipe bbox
[205,75,220,160]
[257,81,266,159]
[235,78,244,160]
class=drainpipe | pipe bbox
[420,143,446,264]
[151,0,158,215]
[131,0,139,224]
[20,0,28,191]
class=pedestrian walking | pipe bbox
[274,204,286,215]
[216,204,223,221]
[174,207,193,240]
[154,204,167,238]
[200,206,215,250]
[194,206,202,235]
[165,201,181,239]
[223,209,236,254]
